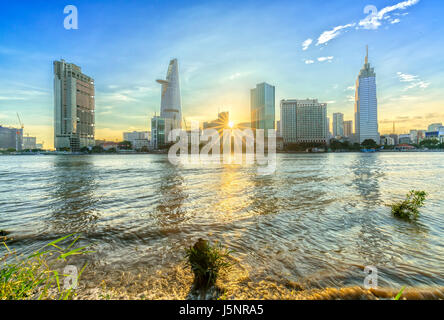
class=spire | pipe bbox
[365,45,368,65]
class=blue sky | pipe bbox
[0,0,443,148]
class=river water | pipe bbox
[1,153,443,299]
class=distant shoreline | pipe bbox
[1,149,444,156]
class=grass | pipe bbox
[390,190,427,220]
[394,286,406,300]
[1,234,92,300]
[184,238,232,290]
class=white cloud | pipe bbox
[397,72,430,91]
[346,86,355,91]
[316,23,355,45]
[228,72,242,80]
[359,0,420,30]
[397,72,417,82]
[305,59,315,64]
[307,1,420,47]
[0,96,26,101]
[347,95,355,102]
[317,56,334,62]
[302,38,313,51]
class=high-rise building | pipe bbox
[280,99,327,144]
[276,120,281,137]
[23,136,37,150]
[156,59,182,129]
[152,59,183,149]
[54,60,95,151]
[251,82,275,136]
[332,113,344,138]
[354,46,379,144]
[326,117,331,139]
[0,126,23,150]
[151,116,165,150]
[343,120,353,137]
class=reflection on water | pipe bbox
[50,157,99,233]
[1,153,443,299]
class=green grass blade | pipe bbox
[394,286,406,300]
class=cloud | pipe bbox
[309,1,420,47]
[346,86,355,91]
[316,23,355,45]
[359,0,420,30]
[397,72,430,91]
[0,96,26,101]
[317,56,334,62]
[397,72,418,82]
[302,38,313,51]
[304,59,315,64]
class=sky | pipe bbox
[0,0,443,149]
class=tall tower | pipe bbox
[54,60,95,151]
[250,82,275,137]
[332,112,344,138]
[354,46,379,144]
[156,59,182,127]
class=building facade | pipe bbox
[427,123,443,132]
[398,134,411,144]
[123,131,150,150]
[343,120,353,137]
[280,99,327,144]
[251,82,275,136]
[354,47,379,144]
[156,59,182,130]
[152,59,183,150]
[54,60,95,151]
[332,113,344,138]
[23,136,37,150]
[0,126,23,150]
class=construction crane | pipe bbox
[16,112,24,130]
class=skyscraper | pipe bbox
[152,59,182,149]
[343,120,353,138]
[156,59,182,128]
[251,82,275,136]
[354,46,379,144]
[332,113,344,138]
[280,99,327,144]
[54,60,95,151]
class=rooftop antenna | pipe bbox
[365,45,369,65]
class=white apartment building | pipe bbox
[280,99,327,144]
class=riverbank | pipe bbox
[72,264,444,300]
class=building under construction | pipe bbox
[0,125,23,151]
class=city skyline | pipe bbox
[0,0,443,149]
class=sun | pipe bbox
[228,121,234,128]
